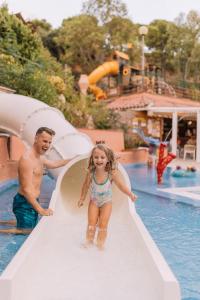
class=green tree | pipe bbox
[31,18,53,48]
[104,16,140,63]
[0,5,43,64]
[82,0,128,24]
[53,15,105,73]
[145,19,174,78]
[0,56,57,105]
[91,102,121,129]
[0,5,78,106]
[166,11,200,81]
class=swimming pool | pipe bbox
[0,165,200,299]
[125,164,200,300]
[0,176,55,274]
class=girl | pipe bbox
[78,143,137,250]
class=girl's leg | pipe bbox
[86,201,99,245]
[97,202,112,249]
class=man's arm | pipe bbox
[18,158,53,216]
[43,158,70,169]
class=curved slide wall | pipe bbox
[0,93,180,299]
[0,92,93,177]
[88,61,119,100]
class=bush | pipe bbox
[0,57,57,105]
[90,103,121,129]
[124,133,148,149]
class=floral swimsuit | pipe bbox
[90,172,112,207]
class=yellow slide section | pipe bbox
[88,61,119,100]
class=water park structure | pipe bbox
[0,92,180,300]
[87,51,175,100]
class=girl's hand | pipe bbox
[78,199,84,207]
[130,193,138,202]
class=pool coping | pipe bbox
[124,164,200,208]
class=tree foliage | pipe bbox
[0,5,79,107]
[0,5,43,64]
[172,10,200,81]
[82,0,128,24]
[145,20,174,77]
[145,11,200,83]
[52,15,105,73]
[104,16,140,63]
[2,2,200,128]
[31,18,53,48]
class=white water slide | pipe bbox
[0,92,180,300]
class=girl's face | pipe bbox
[92,148,108,170]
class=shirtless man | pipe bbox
[0,127,71,234]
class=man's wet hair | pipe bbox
[36,127,55,136]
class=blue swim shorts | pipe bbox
[13,193,39,229]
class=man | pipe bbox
[0,127,71,234]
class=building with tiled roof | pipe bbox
[107,92,200,162]
[107,92,200,110]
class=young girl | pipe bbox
[78,143,137,250]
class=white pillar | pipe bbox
[171,112,177,155]
[196,111,200,162]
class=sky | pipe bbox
[1,0,200,28]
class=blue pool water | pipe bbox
[0,176,55,274]
[0,166,200,300]
[125,164,200,300]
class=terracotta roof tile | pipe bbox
[107,92,200,110]
[107,93,151,110]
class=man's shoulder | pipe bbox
[19,150,33,166]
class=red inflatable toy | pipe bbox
[156,143,176,184]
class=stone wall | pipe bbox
[79,128,125,152]
[79,128,149,164]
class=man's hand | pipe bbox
[39,208,53,216]
[130,193,138,202]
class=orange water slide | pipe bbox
[88,61,119,100]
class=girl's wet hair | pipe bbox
[88,142,117,173]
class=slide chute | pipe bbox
[0,93,180,300]
[88,61,119,100]
[133,127,161,146]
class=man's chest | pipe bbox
[32,160,43,177]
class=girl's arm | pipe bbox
[78,172,92,207]
[112,170,137,202]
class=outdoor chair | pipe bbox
[183,144,196,160]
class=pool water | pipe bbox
[0,176,55,274]
[0,166,200,300]
[125,164,200,300]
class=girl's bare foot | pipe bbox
[96,242,105,251]
[81,240,94,249]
